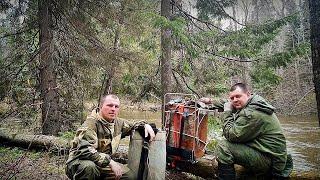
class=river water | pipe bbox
[119,108,320,178]
[279,114,320,178]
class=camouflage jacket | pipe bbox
[66,110,143,167]
[221,94,290,175]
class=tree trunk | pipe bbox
[251,0,259,23]
[160,0,173,127]
[103,19,121,95]
[232,5,237,31]
[103,37,119,96]
[283,0,302,96]
[0,128,127,160]
[39,0,61,135]
[240,0,249,25]
[309,0,320,125]
[102,1,126,96]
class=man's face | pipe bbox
[99,96,120,122]
[229,87,251,110]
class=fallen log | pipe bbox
[0,128,130,162]
[0,128,70,154]
[0,128,219,177]
[171,155,249,179]
[172,155,217,179]
[173,156,320,180]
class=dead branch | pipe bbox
[0,128,69,153]
[172,69,201,98]
[171,0,227,33]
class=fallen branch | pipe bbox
[172,155,218,178]
[0,128,69,154]
[172,155,248,179]
[0,128,129,161]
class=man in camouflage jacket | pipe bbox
[66,94,155,180]
[201,83,292,179]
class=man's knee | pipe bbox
[67,160,100,180]
[216,140,272,174]
[216,139,234,165]
[79,160,100,176]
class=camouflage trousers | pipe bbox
[66,159,134,180]
[216,139,272,175]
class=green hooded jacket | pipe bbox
[222,94,291,175]
[66,110,143,168]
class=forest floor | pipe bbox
[0,146,203,180]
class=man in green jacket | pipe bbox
[66,94,155,180]
[201,83,292,179]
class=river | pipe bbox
[279,114,320,178]
[119,108,320,178]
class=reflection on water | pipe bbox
[119,108,162,126]
[118,108,162,145]
[118,108,320,177]
[279,114,320,176]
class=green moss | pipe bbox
[206,139,218,151]
[44,163,65,174]
[207,116,223,152]
[208,116,222,131]
[0,147,40,161]
[58,131,75,140]
[0,146,67,179]
[28,150,41,160]
[0,147,24,159]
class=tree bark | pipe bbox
[160,0,173,127]
[102,2,125,96]
[309,0,320,125]
[173,155,261,179]
[102,29,119,95]
[251,0,259,23]
[39,0,61,135]
[0,128,126,159]
[240,0,249,25]
[0,128,68,153]
[232,5,237,31]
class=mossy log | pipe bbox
[172,155,218,179]
[0,128,69,154]
[173,156,320,180]
[172,155,248,179]
[0,128,131,162]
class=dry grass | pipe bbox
[0,146,68,180]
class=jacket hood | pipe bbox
[246,94,275,115]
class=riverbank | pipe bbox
[0,145,206,180]
[1,101,319,179]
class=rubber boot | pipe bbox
[217,161,236,180]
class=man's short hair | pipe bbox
[99,94,119,107]
[230,83,249,93]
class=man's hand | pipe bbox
[109,160,122,180]
[223,102,233,112]
[199,97,212,104]
[144,124,155,142]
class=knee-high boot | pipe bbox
[217,161,235,180]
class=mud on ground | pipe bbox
[0,146,205,180]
